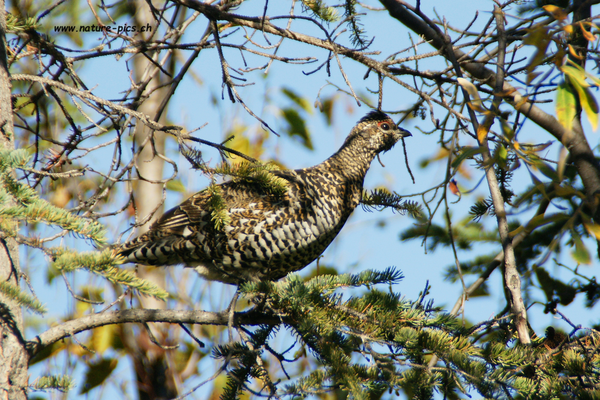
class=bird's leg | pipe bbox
[226,289,240,342]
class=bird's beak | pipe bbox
[398,128,412,138]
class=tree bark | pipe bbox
[0,2,28,399]
[123,1,178,398]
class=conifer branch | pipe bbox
[361,188,422,218]
[31,375,74,393]
[0,281,46,315]
[51,249,168,300]
[300,0,338,22]
[206,183,231,230]
[0,149,106,245]
[343,0,368,47]
[210,161,289,198]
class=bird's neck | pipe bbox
[320,140,377,184]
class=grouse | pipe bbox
[117,110,411,284]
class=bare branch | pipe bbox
[27,308,281,356]
[380,0,600,220]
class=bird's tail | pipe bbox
[114,234,184,266]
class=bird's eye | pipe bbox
[380,122,390,131]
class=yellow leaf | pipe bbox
[570,77,599,131]
[563,24,574,34]
[431,148,451,161]
[477,125,489,143]
[556,81,577,130]
[166,179,186,193]
[584,222,600,240]
[92,324,116,354]
[557,146,568,182]
[581,86,599,131]
[528,141,554,152]
[579,21,597,41]
[568,44,584,60]
[542,5,558,12]
[420,148,449,168]
[50,185,72,208]
[495,88,516,97]
[586,71,600,87]
[543,5,568,21]
[583,29,596,42]
[562,64,589,87]
[457,78,486,112]
[514,94,530,109]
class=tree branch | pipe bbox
[380,0,600,220]
[486,6,529,345]
[27,308,282,356]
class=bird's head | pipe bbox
[344,110,412,154]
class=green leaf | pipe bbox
[585,70,600,87]
[451,146,486,169]
[561,63,599,130]
[318,96,335,126]
[166,179,186,193]
[282,108,313,150]
[556,81,577,130]
[282,88,312,113]
[571,235,591,265]
[524,25,550,81]
[536,160,559,182]
[52,249,169,300]
[534,266,576,305]
[500,118,515,141]
[497,145,508,170]
[79,358,118,394]
[527,169,550,201]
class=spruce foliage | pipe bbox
[0,149,167,301]
[0,149,106,245]
[205,270,600,399]
[31,375,74,393]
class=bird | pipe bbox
[116,110,411,285]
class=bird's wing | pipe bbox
[132,174,293,237]
[148,192,210,236]
[116,191,210,256]
[270,169,303,186]
[118,171,299,259]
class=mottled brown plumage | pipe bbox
[117,110,411,284]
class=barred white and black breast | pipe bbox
[117,110,411,284]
